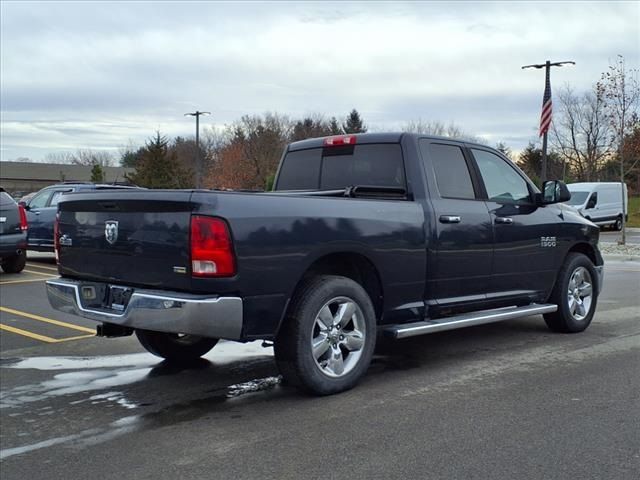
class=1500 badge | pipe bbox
[541,236,557,247]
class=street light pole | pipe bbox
[184,110,211,189]
[522,60,575,183]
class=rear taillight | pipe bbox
[54,212,60,262]
[323,135,357,146]
[18,205,28,231]
[190,216,236,277]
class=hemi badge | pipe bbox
[173,266,187,274]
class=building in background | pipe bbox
[0,162,134,196]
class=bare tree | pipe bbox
[200,125,228,186]
[209,113,291,190]
[551,85,613,182]
[44,152,75,164]
[598,55,640,244]
[44,149,114,166]
[403,119,484,143]
[70,149,114,167]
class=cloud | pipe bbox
[1,1,638,160]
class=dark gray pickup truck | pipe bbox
[47,133,604,395]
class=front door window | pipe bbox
[472,149,531,204]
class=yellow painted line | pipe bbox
[0,324,93,343]
[0,323,57,342]
[22,269,56,277]
[0,306,95,333]
[26,263,58,271]
[52,334,95,343]
[0,277,49,285]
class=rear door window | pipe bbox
[276,144,405,191]
[420,141,476,199]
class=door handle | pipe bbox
[439,215,461,224]
[33,211,41,215]
[495,217,513,224]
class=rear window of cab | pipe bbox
[275,144,405,191]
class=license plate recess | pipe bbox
[108,286,133,311]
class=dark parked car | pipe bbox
[47,133,603,395]
[21,183,139,252]
[0,187,28,273]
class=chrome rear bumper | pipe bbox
[46,278,243,340]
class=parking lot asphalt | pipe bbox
[0,254,638,479]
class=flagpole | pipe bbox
[541,60,551,182]
[541,121,548,182]
[522,60,575,184]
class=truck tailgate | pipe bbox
[57,190,195,291]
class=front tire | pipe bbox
[275,275,376,395]
[544,253,598,333]
[135,330,218,362]
[1,251,26,273]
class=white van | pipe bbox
[566,182,628,230]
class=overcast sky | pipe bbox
[1,1,638,162]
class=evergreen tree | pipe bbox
[517,142,565,185]
[291,117,332,141]
[496,142,513,160]
[120,147,145,168]
[342,109,367,134]
[126,132,192,188]
[90,163,105,183]
[329,117,343,135]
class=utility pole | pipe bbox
[522,60,575,183]
[184,110,210,189]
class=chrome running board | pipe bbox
[384,304,557,339]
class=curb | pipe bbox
[602,254,640,262]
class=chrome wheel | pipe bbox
[310,296,365,378]
[567,266,593,321]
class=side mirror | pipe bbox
[18,201,30,210]
[586,196,597,209]
[540,180,571,205]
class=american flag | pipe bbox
[539,67,552,136]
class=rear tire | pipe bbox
[1,251,26,273]
[275,275,376,396]
[135,330,218,362]
[614,215,623,231]
[544,253,598,333]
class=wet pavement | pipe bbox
[0,256,638,479]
